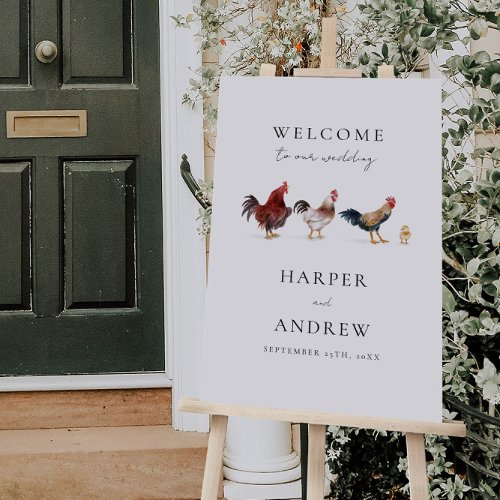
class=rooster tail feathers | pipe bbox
[294,200,310,214]
[241,195,260,221]
[340,208,362,227]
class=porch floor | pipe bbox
[0,389,222,500]
[0,425,210,500]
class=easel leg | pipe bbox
[201,414,228,500]
[406,433,429,500]
[307,424,326,500]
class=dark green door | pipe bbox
[0,0,164,375]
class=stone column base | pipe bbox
[224,477,331,500]
[223,462,301,484]
[224,478,301,500]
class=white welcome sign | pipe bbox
[201,76,443,423]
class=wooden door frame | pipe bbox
[0,1,208,432]
[161,1,208,432]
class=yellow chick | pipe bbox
[400,225,411,244]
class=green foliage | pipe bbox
[326,427,408,499]
[173,1,374,126]
[436,474,472,499]
[175,0,500,497]
[195,179,213,236]
[348,0,500,496]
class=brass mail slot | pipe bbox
[6,110,87,138]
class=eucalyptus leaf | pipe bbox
[469,283,482,301]
[491,73,500,94]
[492,228,500,247]
[468,104,484,123]
[477,231,490,244]
[424,0,440,23]
[442,285,456,313]
[419,37,437,51]
[410,24,422,40]
[494,95,500,111]
[468,17,488,39]
[483,380,499,399]
[441,31,459,43]
[456,169,473,184]
[481,317,494,329]
[476,358,500,387]
[483,283,498,297]
[472,51,490,65]
[359,53,370,65]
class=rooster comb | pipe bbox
[386,196,396,203]
[282,181,288,187]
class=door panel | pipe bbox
[0,1,164,376]
[0,162,31,310]
[62,0,133,84]
[0,0,30,84]
[64,160,136,309]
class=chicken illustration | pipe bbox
[340,196,396,244]
[242,181,292,239]
[293,189,338,239]
[400,225,411,244]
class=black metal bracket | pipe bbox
[300,422,309,499]
[180,154,212,209]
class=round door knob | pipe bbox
[35,40,58,63]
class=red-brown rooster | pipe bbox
[242,181,292,239]
[340,196,396,244]
[294,189,338,239]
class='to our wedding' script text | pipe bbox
[272,125,383,171]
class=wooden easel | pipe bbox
[180,17,466,500]
[179,398,466,500]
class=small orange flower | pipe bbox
[219,38,227,46]
[295,41,303,52]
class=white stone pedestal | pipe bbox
[224,478,302,500]
[224,478,330,500]
[223,417,302,499]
